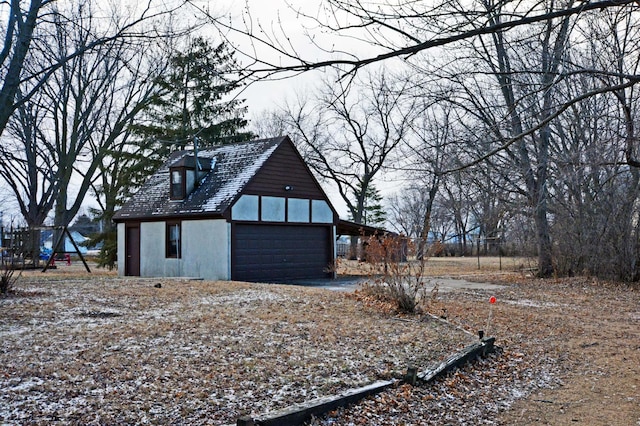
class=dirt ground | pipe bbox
[1,258,639,425]
[336,256,639,425]
[440,258,639,425]
[485,277,639,426]
[1,265,472,424]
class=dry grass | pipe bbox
[316,273,639,425]
[2,259,638,425]
[337,256,536,278]
[0,267,473,425]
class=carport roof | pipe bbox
[337,219,395,236]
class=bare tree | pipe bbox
[0,0,52,138]
[429,199,456,252]
[547,7,640,280]
[0,1,174,231]
[463,0,572,275]
[387,186,430,239]
[0,0,191,143]
[469,166,511,255]
[398,99,462,257]
[276,70,416,226]
[442,171,477,255]
[250,109,289,139]
[84,40,175,268]
[398,0,574,275]
[213,0,640,280]
[203,0,638,84]
[0,89,54,227]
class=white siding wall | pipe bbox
[119,219,230,280]
[140,222,168,276]
[181,219,229,280]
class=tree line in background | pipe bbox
[1,1,639,281]
[0,0,254,268]
[244,0,640,280]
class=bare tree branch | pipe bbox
[198,0,637,80]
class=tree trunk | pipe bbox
[417,181,439,260]
[0,0,43,137]
[534,193,554,277]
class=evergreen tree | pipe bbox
[91,38,254,270]
[350,183,387,227]
[70,214,100,237]
[124,37,254,196]
[133,37,254,154]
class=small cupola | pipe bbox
[169,154,211,200]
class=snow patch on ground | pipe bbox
[200,288,290,306]
[0,277,472,425]
[503,298,562,308]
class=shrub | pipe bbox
[95,231,117,270]
[0,265,18,296]
[359,233,427,313]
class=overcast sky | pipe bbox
[216,1,382,217]
[220,0,385,114]
[0,1,387,225]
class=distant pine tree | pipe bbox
[69,213,100,237]
[350,183,387,227]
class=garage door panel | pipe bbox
[233,224,332,282]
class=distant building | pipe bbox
[42,231,89,255]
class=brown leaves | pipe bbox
[4,267,637,425]
[0,276,471,425]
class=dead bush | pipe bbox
[358,233,428,313]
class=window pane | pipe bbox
[167,223,181,258]
[170,224,180,240]
[288,198,309,222]
[171,169,184,199]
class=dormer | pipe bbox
[169,155,211,200]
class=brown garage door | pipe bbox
[232,224,332,282]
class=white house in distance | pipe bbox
[43,231,89,255]
[113,136,356,282]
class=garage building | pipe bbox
[113,136,340,282]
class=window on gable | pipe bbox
[166,221,181,258]
[170,169,185,200]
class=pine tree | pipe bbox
[133,37,254,153]
[92,38,254,270]
[350,183,387,227]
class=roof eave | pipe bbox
[336,219,395,236]
[113,210,226,223]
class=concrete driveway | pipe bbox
[290,275,368,292]
[292,275,505,293]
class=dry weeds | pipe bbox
[1,260,638,425]
[312,270,639,425]
[0,269,471,425]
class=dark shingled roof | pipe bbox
[113,137,286,221]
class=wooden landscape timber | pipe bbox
[234,337,496,425]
